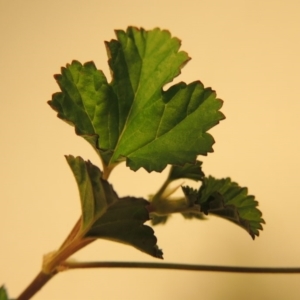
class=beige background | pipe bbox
[1,0,300,299]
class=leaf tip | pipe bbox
[0,285,9,300]
[154,246,164,259]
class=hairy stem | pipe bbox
[61,261,300,274]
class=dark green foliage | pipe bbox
[49,27,264,258]
[183,177,265,238]
[66,155,162,258]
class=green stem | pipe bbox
[150,178,171,211]
[16,261,300,300]
[61,261,300,274]
[151,177,172,204]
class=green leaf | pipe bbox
[0,286,9,300]
[168,160,204,182]
[66,155,163,258]
[183,177,265,239]
[49,27,224,172]
[86,196,162,259]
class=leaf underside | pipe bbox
[49,27,224,172]
[183,176,265,239]
[66,155,163,258]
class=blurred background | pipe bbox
[1,0,300,299]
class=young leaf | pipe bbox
[0,286,9,300]
[49,27,224,172]
[183,177,265,239]
[168,160,204,182]
[66,155,163,258]
[149,161,204,225]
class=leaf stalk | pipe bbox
[61,261,300,274]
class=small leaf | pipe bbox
[49,27,224,172]
[184,177,265,239]
[66,155,162,258]
[0,286,9,300]
[151,214,170,225]
[168,160,204,181]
